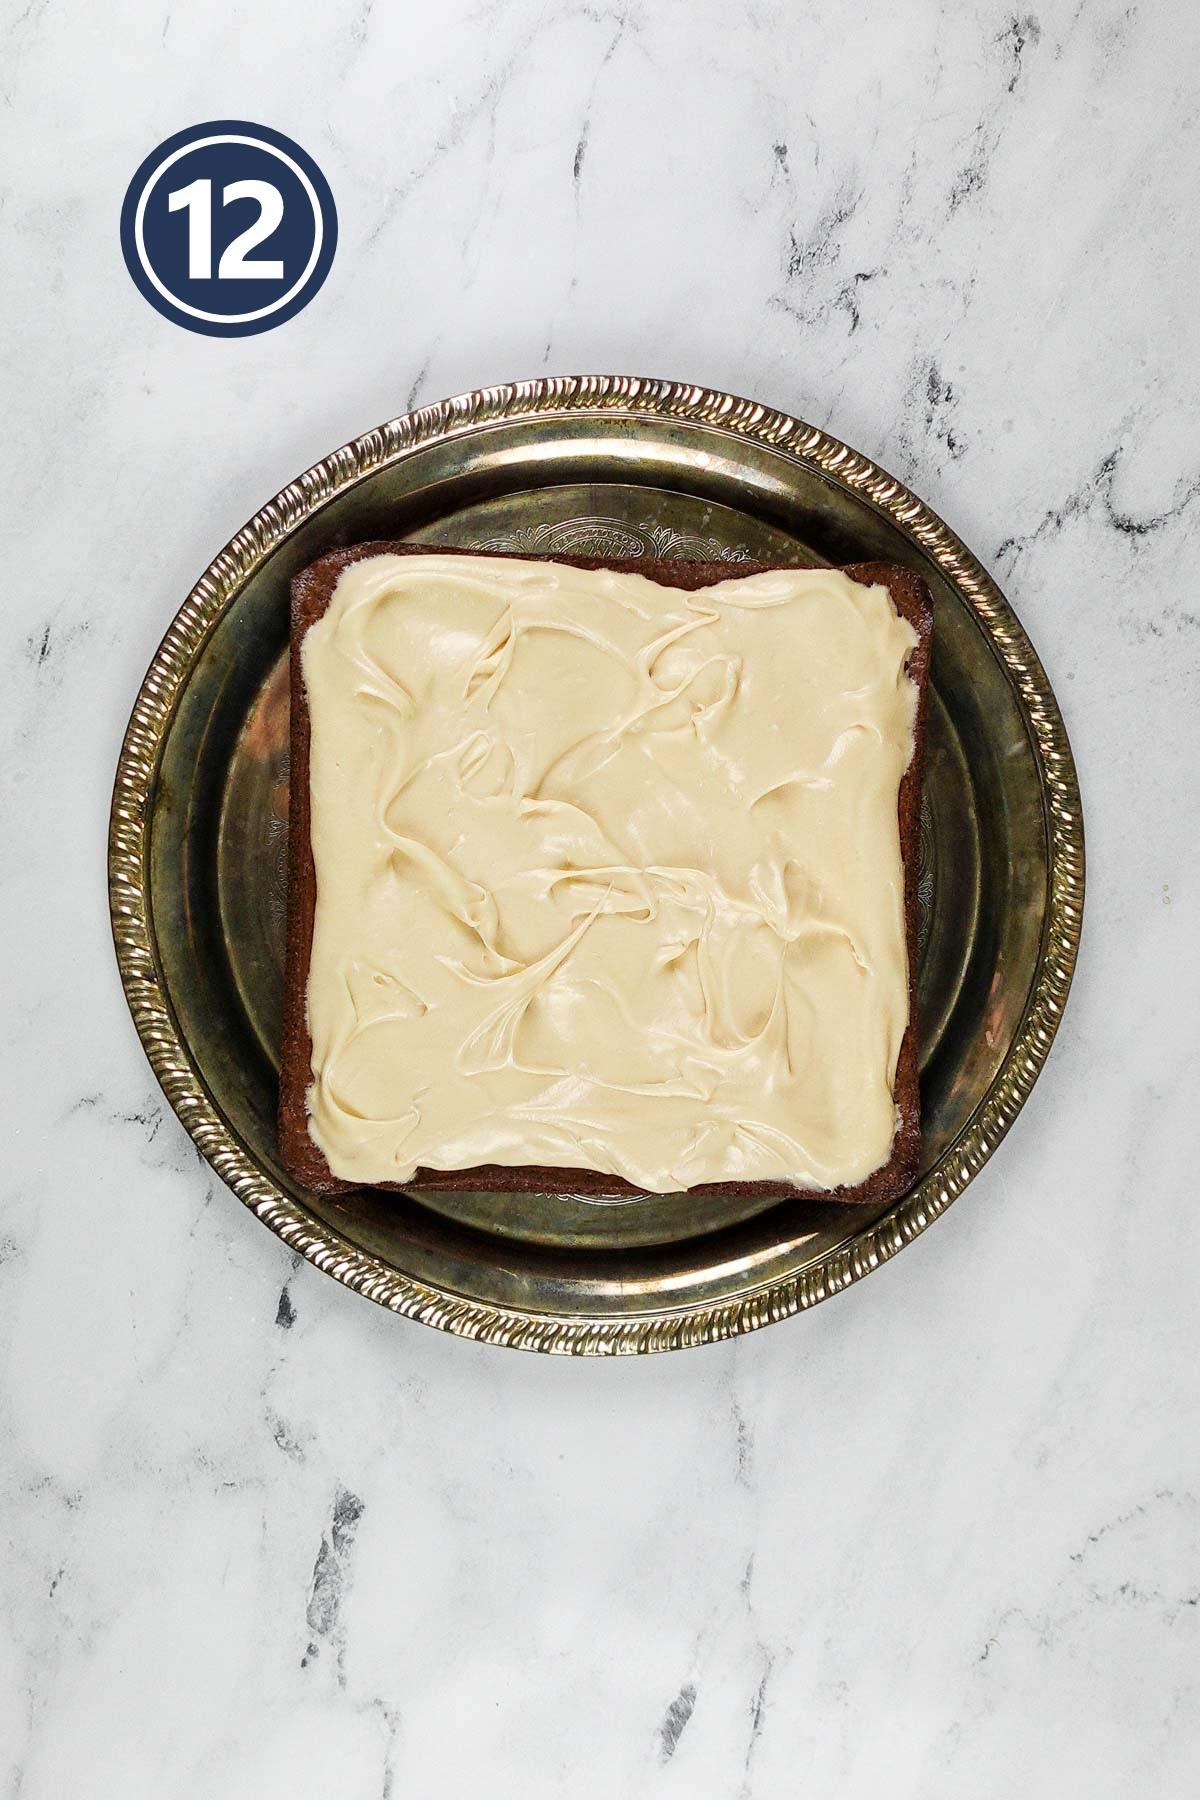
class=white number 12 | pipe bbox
[167,178,285,281]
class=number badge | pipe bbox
[120,121,337,337]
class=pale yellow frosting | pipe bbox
[302,553,918,1194]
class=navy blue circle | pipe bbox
[120,121,337,337]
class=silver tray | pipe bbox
[109,377,1084,1353]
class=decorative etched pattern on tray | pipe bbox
[916,795,936,954]
[477,516,755,563]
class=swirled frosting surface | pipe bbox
[302,553,918,1193]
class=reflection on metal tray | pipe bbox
[110,377,1083,1353]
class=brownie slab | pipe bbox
[278,544,930,1206]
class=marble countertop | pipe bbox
[3,0,1197,1793]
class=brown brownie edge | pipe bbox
[277,543,931,1206]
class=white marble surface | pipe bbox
[3,0,1198,1793]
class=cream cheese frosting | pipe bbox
[302,553,919,1194]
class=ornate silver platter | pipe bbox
[109,377,1083,1353]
